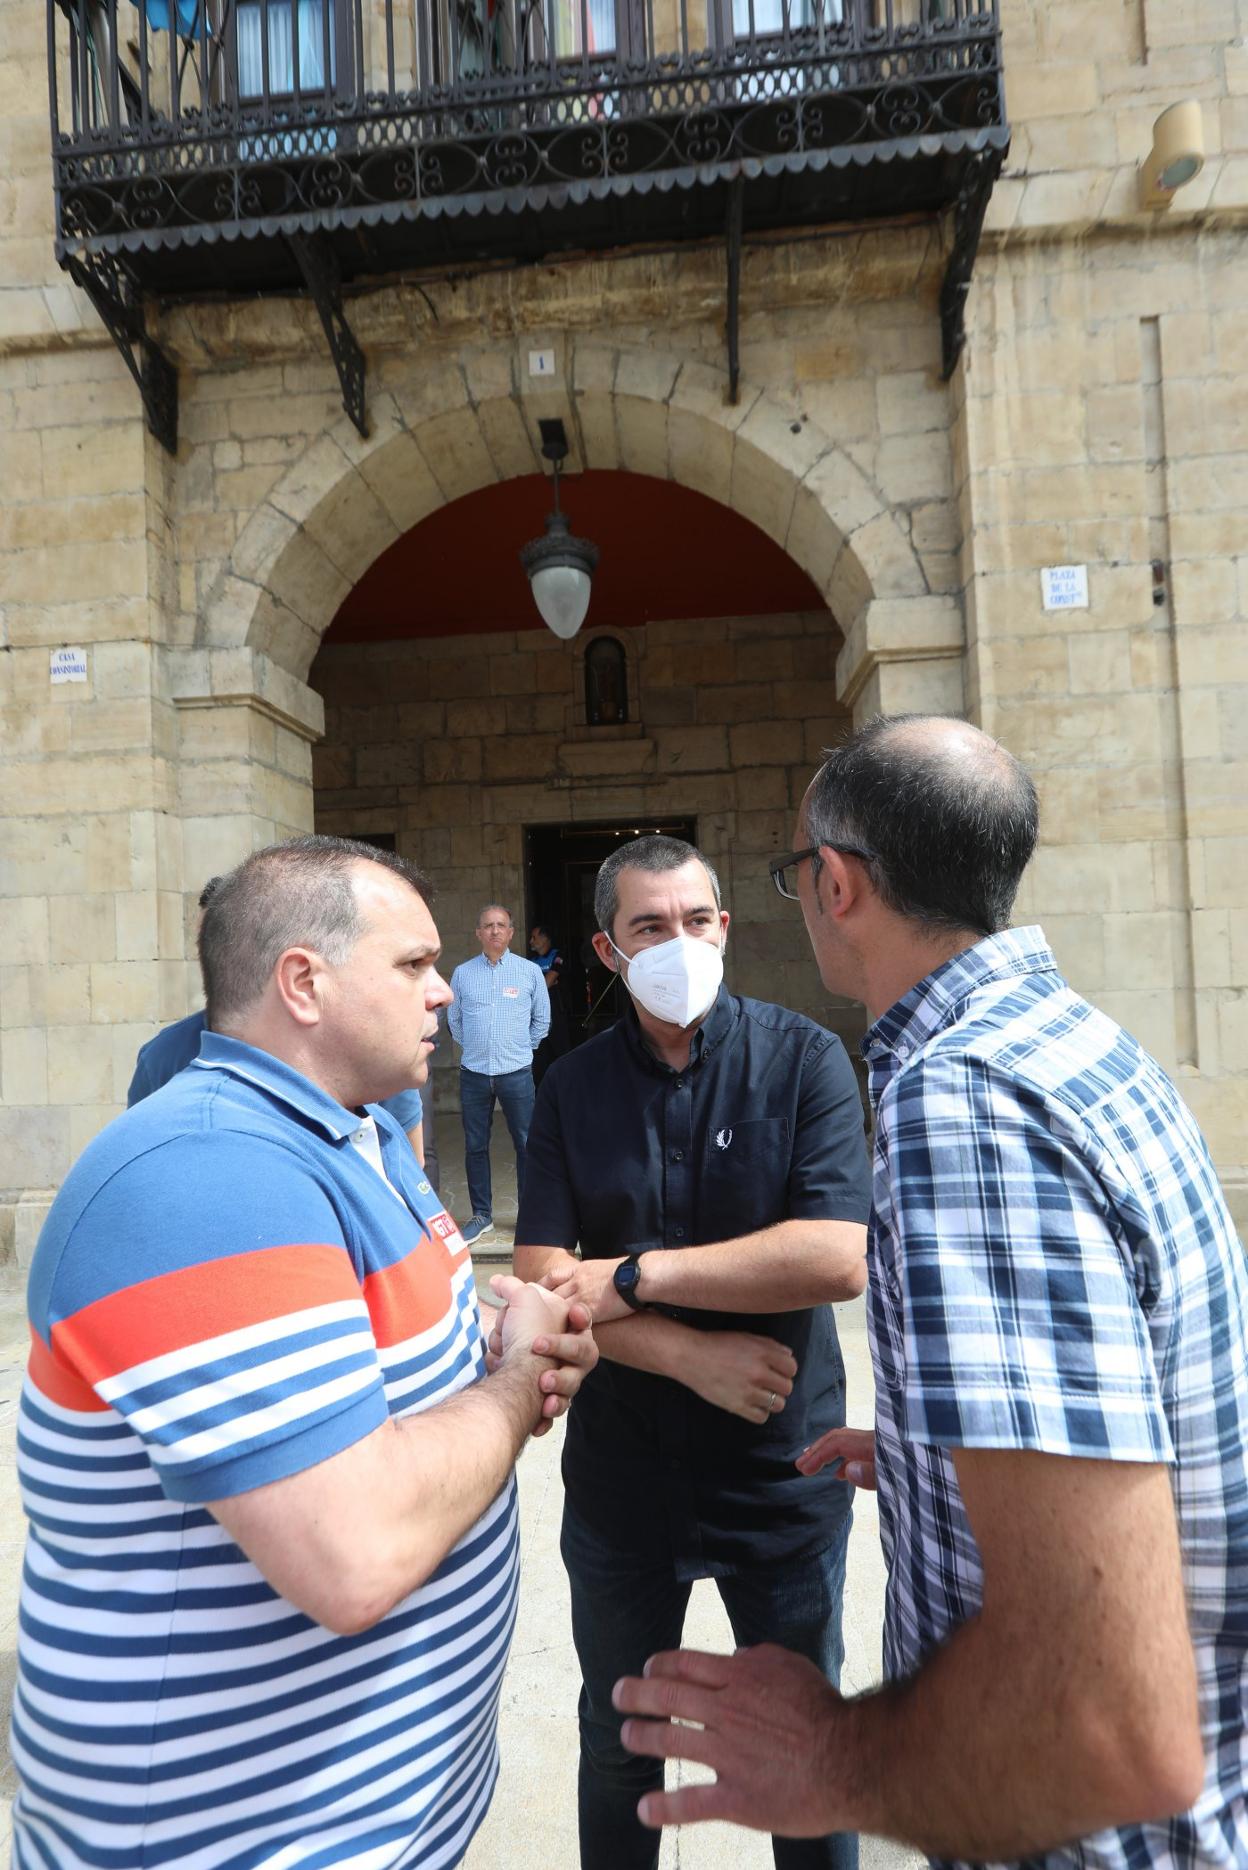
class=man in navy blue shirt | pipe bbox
[612,721,1243,1870]
[514,835,870,1870]
[126,877,223,1106]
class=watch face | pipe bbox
[614,1258,640,1294]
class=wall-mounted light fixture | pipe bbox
[520,419,600,640]
[1140,101,1206,211]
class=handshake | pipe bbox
[483,1274,599,1437]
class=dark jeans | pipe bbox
[459,1066,535,1220]
[561,1501,857,1870]
[420,1076,439,1195]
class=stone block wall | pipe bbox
[993,0,1248,232]
[958,224,1248,1206]
[160,223,960,670]
[311,612,862,1050]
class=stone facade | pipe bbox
[313,612,856,1041]
[2,0,1247,1250]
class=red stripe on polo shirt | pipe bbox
[361,1226,463,1349]
[27,1325,110,1412]
[48,1242,360,1388]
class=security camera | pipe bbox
[1140,101,1206,210]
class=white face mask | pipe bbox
[608,931,724,1029]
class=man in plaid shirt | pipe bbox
[614,714,1247,1868]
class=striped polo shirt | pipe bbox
[13,1034,519,1869]
[447,950,549,1076]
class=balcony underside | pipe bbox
[50,2,1006,445]
[66,129,1007,294]
[58,76,1008,294]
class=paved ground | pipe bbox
[0,1111,919,1869]
[462,1276,917,1870]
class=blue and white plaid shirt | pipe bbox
[865,927,1248,1870]
[447,949,550,1075]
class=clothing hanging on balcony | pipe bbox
[137,0,199,36]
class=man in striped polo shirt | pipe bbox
[13,836,596,1870]
[448,904,550,1245]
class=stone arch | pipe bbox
[199,339,931,691]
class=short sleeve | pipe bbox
[883,1054,1174,1463]
[787,1036,871,1224]
[378,1088,423,1131]
[514,1074,578,1249]
[126,1043,158,1106]
[40,1134,389,1503]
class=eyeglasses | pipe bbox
[768,844,876,901]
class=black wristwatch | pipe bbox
[613,1252,649,1312]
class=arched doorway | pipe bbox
[304,461,865,1232]
[308,468,854,1037]
[176,341,966,1013]
[195,340,949,689]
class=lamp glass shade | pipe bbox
[530,563,593,639]
[1158,153,1202,189]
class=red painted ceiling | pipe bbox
[324,469,825,642]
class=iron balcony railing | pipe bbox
[49,0,1005,256]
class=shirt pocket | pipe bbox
[699,1117,791,1238]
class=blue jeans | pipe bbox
[561,1502,857,1870]
[459,1066,535,1220]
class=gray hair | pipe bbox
[200,835,433,1028]
[594,836,721,940]
[476,904,513,928]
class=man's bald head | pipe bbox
[804,714,1038,938]
[870,714,1014,774]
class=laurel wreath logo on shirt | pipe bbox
[715,1128,733,1150]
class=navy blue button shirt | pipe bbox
[127,1010,206,1105]
[127,1008,423,1133]
[517,988,871,1571]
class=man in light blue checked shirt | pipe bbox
[614,715,1247,1870]
[448,903,550,1244]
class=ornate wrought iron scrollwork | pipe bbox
[774,103,800,152]
[126,175,172,230]
[876,82,928,139]
[307,158,351,209]
[46,0,1006,422]
[682,110,731,165]
[725,173,743,407]
[287,230,368,439]
[940,142,1006,381]
[484,133,536,189]
[601,125,630,175]
[62,249,178,455]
